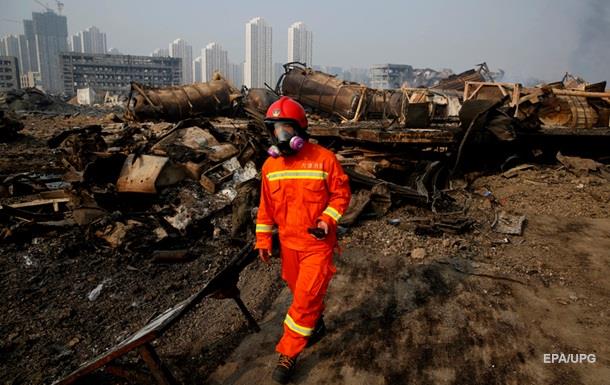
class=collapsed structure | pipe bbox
[1,63,609,384]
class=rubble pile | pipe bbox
[4,62,610,263]
[0,88,81,115]
[1,62,609,384]
[0,110,24,142]
[0,114,276,384]
[280,63,610,131]
[0,87,123,121]
[1,116,269,250]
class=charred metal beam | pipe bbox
[53,243,259,385]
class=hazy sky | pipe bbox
[1,0,608,82]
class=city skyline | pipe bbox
[2,0,608,83]
[1,12,323,91]
[0,8,501,94]
[69,26,107,54]
[0,0,610,91]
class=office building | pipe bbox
[32,10,69,93]
[61,52,181,96]
[71,26,107,54]
[369,64,413,89]
[0,56,21,91]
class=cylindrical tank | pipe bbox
[280,64,413,123]
[127,77,240,121]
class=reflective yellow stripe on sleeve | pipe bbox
[322,206,342,222]
[266,170,328,182]
[284,314,314,337]
[256,224,273,233]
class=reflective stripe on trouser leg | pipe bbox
[276,247,335,358]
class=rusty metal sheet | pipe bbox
[207,143,239,162]
[404,102,431,127]
[539,95,599,129]
[433,68,486,91]
[281,64,361,119]
[116,154,167,193]
[242,88,280,114]
[153,126,220,153]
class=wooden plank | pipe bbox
[512,83,521,116]
[8,198,70,209]
[465,83,485,100]
[466,81,521,87]
[40,190,72,199]
[497,84,508,97]
[552,89,610,98]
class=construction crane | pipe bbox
[34,0,52,12]
[0,19,22,24]
[34,0,63,14]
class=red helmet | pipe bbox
[264,96,308,130]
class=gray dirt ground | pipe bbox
[209,167,610,385]
[2,115,609,384]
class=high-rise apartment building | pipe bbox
[193,56,203,83]
[244,17,272,88]
[151,48,169,57]
[31,10,68,93]
[287,22,312,66]
[169,38,193,84]
[202,42,228,82]
[71,26,107,54]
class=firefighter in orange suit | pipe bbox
[255,96,351,384]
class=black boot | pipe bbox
[272,354,296,384]
[306,316,327,348]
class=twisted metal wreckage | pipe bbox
[2,62,609,384]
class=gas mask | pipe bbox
[267,122,304,158]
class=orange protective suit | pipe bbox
[255,141,351,358]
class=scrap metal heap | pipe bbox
[1,64,609,384]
